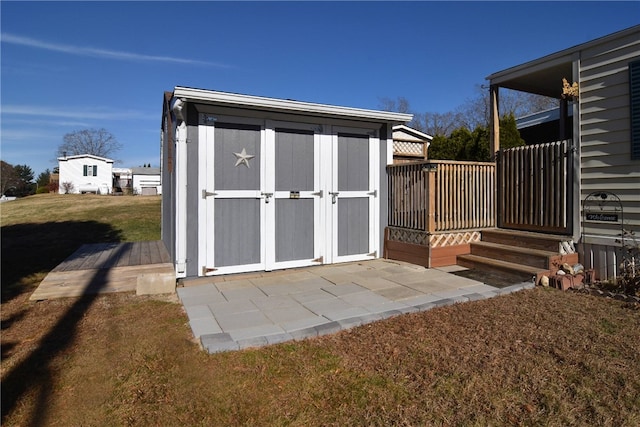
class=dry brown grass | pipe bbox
[2,194,639,426]
[2,288,639,426]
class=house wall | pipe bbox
[578,28,640,279]
[58,157,113,194]
[132,174,162,195]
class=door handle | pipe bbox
[329,191,339,204]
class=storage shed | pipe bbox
[161,87,412,278]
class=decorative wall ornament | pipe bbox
[233,148,255,168]
[562,78,579,100]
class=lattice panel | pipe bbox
[387,227,430,246]
[393,141,424,156]
[429,231,481,248]
[560,240,576,254]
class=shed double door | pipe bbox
[201,119,377,275]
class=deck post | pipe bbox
[490,85,500,161]
[425,166,436,233]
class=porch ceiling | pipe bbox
[487,55,573,99]
[487,25,640,99]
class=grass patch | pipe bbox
[1,194,160,301]
[2,194,640,426]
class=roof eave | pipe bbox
[57,154,114,163]
[486,24,640,84]
[392,124,433,141]
[173,86,413,124]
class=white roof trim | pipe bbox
[393,124,433,141]
[173,86,413,123]
[57,154,114,163]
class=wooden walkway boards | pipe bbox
[30,241,175,301]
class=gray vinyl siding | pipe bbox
[631,60,640,159]
[579,28,640,247]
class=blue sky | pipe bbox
[1,1,638,177]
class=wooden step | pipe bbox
[481,228,573,252]
[470,241,558,270]
[457,254,546,284]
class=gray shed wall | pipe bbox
[161,111,176,263]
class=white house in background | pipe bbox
[58,154,114,194]
[131,167,162,195]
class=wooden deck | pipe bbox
[30,241,175,301]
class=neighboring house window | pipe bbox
[83,165,98,176]
[630,59,640,160]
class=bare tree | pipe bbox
[1,160,16,195]
[379,96,426,131]
[458,85,558,130]
[379,96,413,114]
[420,111,466,137]
[56,128,122,159]
[380,87,557,137]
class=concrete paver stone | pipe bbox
[322,283,368,297]
[189,317,222,338]
[321,306,371,322]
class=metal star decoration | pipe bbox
[233,148,255,168]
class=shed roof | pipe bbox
[172,86,413,124]
[393,124,433,142]
[486,25,640,98]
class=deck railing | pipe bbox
[387,160,496,232]
[497,140,571,234]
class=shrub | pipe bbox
[617,229,639,296]
[60,181,75,194]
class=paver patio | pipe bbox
[178,259,534,353]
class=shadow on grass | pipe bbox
[450,268,534,288]
[1,221,123,303]
[1,220,123,425]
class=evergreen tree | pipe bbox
[12,164,35,196]
[36,169,51,188]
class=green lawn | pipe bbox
[1,194,161,301]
